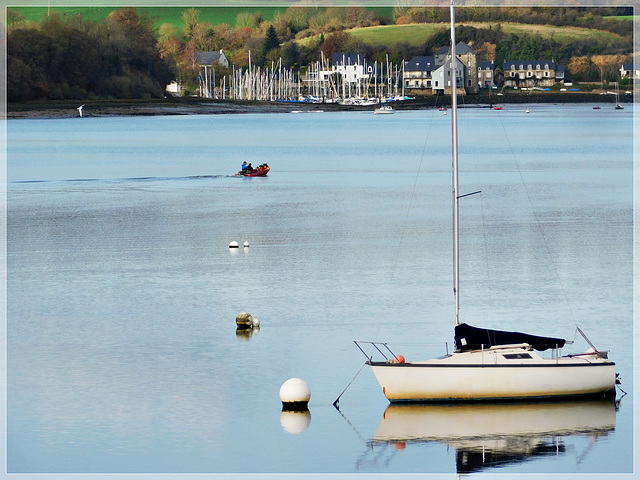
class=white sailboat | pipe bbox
[360,2,617,402]
[614,81,624,109]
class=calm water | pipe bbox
[6,104,635,478]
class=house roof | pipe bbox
[331,53,365,66]
[503,59,556,69]
[478,61,494,69]
[435,42,477,56]
[195,51,226,65]
[404,56,436,72]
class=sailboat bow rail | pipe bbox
[354,341,400,363]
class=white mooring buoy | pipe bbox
[229,241,239,248]
[243,241,250,248]
[280,378,311,411]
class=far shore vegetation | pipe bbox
[7,6,634,103]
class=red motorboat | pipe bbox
[236,164,270,177]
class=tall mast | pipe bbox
[450,1,460,326]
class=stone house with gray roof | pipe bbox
[477,61,494,89]
[503,60,562,87]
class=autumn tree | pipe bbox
[592,54,628,84]
[567,56,590,77]
[320,31,351,58]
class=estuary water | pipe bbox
[6,104,635,479]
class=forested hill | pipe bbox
[7,6,634,102]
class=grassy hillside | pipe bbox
[10,6,629,52]
[297,21,628,48]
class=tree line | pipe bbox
[7,6,633,102]
[8,8,174,101]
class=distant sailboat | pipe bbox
[357,1,617,402]
[614,82,624,109]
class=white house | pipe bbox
[431,56,466,94]
[331,53,370,84]
[404,56,437,90]
[620,63,639,79]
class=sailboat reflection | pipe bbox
[368,399,616,474]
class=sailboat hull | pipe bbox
[369,349,616,402]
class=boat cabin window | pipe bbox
[503,353,533,359]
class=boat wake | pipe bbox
[12,174,234,185]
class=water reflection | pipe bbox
[280,410,312,434]
[235,326,260,341]
[367,398,616,474]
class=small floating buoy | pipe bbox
[252,316,260,328]
[525,109,531,114]
[229,241,239,248]
[236,312,253,329]
[280,378,311,410]
[243,241,250,248]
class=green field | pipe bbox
[604,15,636,20]
[10,6,285,28]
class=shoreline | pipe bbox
[6,92,629,119]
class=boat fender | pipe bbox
[388,355,405,364]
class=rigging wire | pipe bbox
[494,112,578,328]
[390,105,440,283]
[377,106,439,344]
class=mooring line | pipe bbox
[333,362,367,409]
